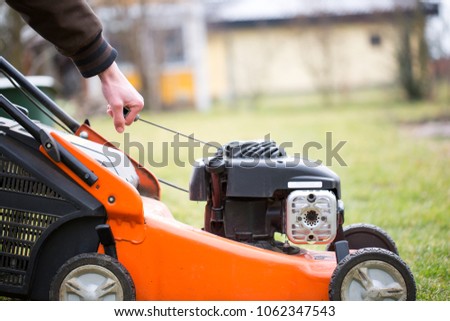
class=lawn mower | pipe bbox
[0,56,416,301]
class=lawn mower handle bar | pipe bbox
[0,94,98,187]
[0,56,80,133]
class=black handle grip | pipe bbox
[123,107,140,122]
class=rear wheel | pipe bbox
[329,248,416,301]
[328,224,399,254]
[49,253,135,301]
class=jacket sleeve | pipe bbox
[6,0,117,78]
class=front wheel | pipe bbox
[329,248,416,301]
[49,253,135,301]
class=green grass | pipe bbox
[86,88,449,301]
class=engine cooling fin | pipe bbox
[221,141,287,159]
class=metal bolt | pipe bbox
[307,193,316,203]
[79,131,89,139]
[45,142,52,149]
[108,196,116,204]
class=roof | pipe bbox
[206,0,429,24]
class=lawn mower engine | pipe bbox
[190,140,344,253]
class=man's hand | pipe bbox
[99,62,144,133]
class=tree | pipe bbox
[93,0,184,111]
[0,4,26,70]
[396,1,431,101]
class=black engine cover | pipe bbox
[190,148,341,200]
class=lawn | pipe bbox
[86,88,449,301]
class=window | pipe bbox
[162,27,185,65]
[370,33,382,47]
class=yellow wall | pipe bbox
[160,69,195,107]
[207,21,399,99]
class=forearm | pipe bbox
[6,0,117,77]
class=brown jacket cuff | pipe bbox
[71,33,117,78]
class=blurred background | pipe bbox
[0,0,449,113]
[0,0,448,300]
